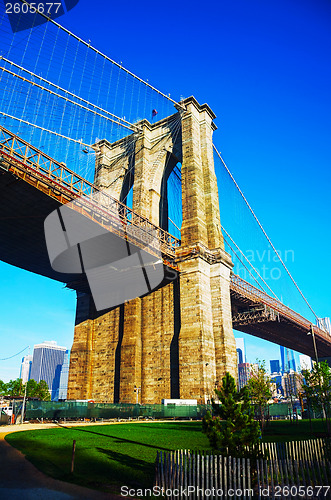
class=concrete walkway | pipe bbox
[0,422,122,499]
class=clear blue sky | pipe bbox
[0,0,330,381]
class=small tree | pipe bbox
[302,361,331,436]
[6,378,25,397]
[302,368,316,432]
[26,379,38,398]
[247,360,271,434]
[0,378,50,401]
[202,372,261,456]
[0,379,7,396]
[34,380,51,401]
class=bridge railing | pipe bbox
[2,126,330,340]
[230,274,330,340]
[0,125,180,259]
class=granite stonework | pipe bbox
[67,97,237,404]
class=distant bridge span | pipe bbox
[0,125,330,361]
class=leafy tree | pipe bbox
[289,371,304,424]
[0,378,50,401]
[6,378,25,397]
[25,379,38,398]
[0,379,7,396]
[34,380,51,401]
[202,372,261,456]
[247,360,272,434]
[302,368,316,432]
[302,361,331,436]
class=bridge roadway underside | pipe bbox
[0,168,174,296]
[231,294,331,359]
[0,168,82,285]
[0,168,329,359]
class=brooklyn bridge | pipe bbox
[0,5,330,404]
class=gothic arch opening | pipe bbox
[159,153,182,238]
[119,156,134,209]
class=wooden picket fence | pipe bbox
[154,439,331,499]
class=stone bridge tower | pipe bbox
[67,96,237,404]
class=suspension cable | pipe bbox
[18,0,185,110]
[223,235,267,292]
[169,217,181,233]
[0,64,136,132]
[0,345,30,361]
[221,225,279,300]
[0,56,137,130]
[213,143,320,322]
[0,111,91,146]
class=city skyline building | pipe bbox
[317,317,331,335]
[270,373,283,397]
[238,362,250,389]
[19,354,32,384]
[30,341,67,400]
[236,338,248,389]
[236,338,246,365]
[299,354,312,371]
[280,346,296,373]
[280,346,286,373]
[58,350,70,401]
[270,359,280,374]
[288,351,296,372]
[282,370,302,398]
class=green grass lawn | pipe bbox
[5,419,328,494]
[262,418,328,442]
[5,421,209,494]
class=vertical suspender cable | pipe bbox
[213,143,320,323]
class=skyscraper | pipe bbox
[280,346,296,373]
[288,350,296,372]
[20,355,32,384]
[282,371,302,398]
[235,338,249,388]
[280,345,286,373]
[238,363,250,389]
[58,350,70,401]
[236,338,245,365]
[317,317,331,335]
[30,341,67,400]
[299,354,312,371]
[270,374,283,396]
[270,359,280,374]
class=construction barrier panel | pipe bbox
[24,401,211,420]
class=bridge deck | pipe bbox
[0,126,330,359]
[230,275,331,358]
[0,126,179,264]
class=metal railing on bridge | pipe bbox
[230,275,330,340]
[0,125,180,262]
[1,125,330,347]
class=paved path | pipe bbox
[0,423,122,499]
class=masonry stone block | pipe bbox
[67,96,237,404]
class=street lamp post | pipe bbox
[307,324,319,364]
[20,345,30,424]
[20,381,27,424]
